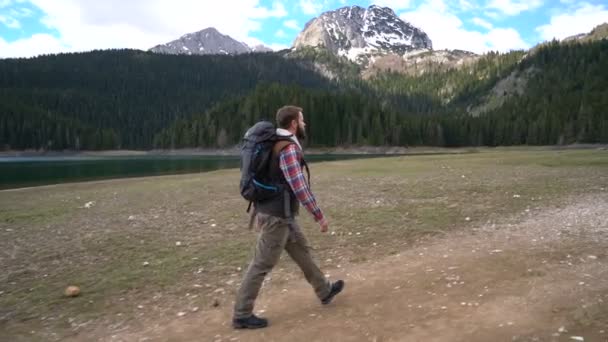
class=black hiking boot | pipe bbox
[321,280,345,305]
[232,314,268,329]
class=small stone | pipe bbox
[137,305,144,309]
[465,217,471,221]
[558,326,567,333]
[192,307,199,312]
[128,215,136,220]
[177,312,186,317]
[211,224,217,228]
[175,241,182,246]
[513,194,521,198]
[570,337,584,341]
[142,261,150,266]
[587,255,597,260]
[64,286,80,297]
[579,282,585,286]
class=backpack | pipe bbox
[239,121,293,210]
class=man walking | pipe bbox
[233,105,345,329]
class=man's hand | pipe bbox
[319,220,329,233]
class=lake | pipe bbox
[0,154,393,190]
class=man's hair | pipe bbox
[276,105,302,129]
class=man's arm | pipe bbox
[279,144,327,227]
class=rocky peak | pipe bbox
[293,5,432,64]
[149,27,269,56]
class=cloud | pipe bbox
[299,0,323,15]
[401,0,528,53]
[0,2,37,29]
[276,29,287,38]
[458,0,475,10]
[0,14,21,28]
[284,19,301,30]
[0,33,67,57]
[1,0,290,58]
[486,0,543,16]
[371,0,412,11]
[484,11,500,19]
[472,17,493,30]
[266,42,290,51]
[536,3,608,41]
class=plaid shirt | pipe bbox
[279,143,325,224]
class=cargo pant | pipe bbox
[233,213,331,319]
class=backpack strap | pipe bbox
[272,139,293,157]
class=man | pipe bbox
[233,105,345,329]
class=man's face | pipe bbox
[296,112,306,140]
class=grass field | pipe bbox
[1,148,607,341]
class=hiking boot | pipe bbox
[321,280,345,305]
[232,314,268,329]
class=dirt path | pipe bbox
[83,194,608,342]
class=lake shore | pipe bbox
[1,144,606,158]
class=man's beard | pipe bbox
[296,124,307,140]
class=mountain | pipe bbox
[293,5,432,65]
[564,22,608,43]
[149,27,270,55]
[363,49,479,78]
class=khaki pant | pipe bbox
[233,213,330,319]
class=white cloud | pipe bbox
[284,19,301,30]
[276,29,287,38]
[458,0,475,10]
[484,11,500,19]
[0,14,21,28]
[299,0,323,15]
[1,0,289,58]
[536,3,608,41]
[250,2,288,19]
[0,33,67,57]
[401,0,528,53]
[0,2,36,29]
[472,17,493,30]
[371,0,412,11]
[487,0,543,16]
[266,42,290,51]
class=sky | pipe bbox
[0,0,607,58]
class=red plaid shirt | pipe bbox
[279,143,325,224]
